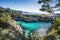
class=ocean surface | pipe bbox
[16,21,51,37]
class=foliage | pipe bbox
[6,8,12,15]
[0,7,6,13]
[0,6,22,17]
[47,17,60,40]
[38,0,60,13]
[0,6,60,40]
[0,12,23,40]
[0,12,11,23]
[54,18,60,25]
[44,35,56,40]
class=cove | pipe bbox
[16,21,51,37]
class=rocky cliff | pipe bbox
[0,19,24,40]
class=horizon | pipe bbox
[0,0,40,12]
[0,0,60,13]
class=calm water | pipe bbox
[16,21,51,37]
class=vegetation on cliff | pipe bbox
[46,18,60,40]
[0,6,60,40]
[0,7,24,40]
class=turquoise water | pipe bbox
[16,21,51,37]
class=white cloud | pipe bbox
[54,11,60,13]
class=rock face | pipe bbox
[15,17,53,22]
[0,19,24,40]
[14,20,23,34]
[7,19,23,34]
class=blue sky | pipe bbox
[0,0,60,13]
[0,0,41,12]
